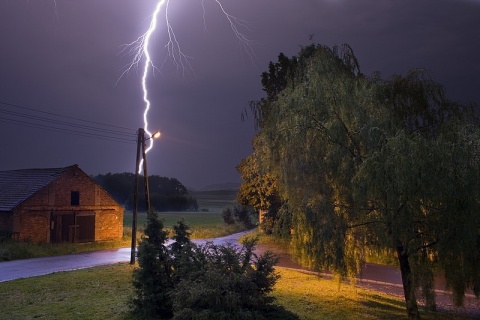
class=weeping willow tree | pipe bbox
[245,43,480,319]
[252,43,385,276]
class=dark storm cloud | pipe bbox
[0,0,479,189]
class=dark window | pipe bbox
[71,191,80,206]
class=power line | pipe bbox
[0,109,135,138]
[0,100,138,144]
[0,117,136,144]
[0,100,136,132]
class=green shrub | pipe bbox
[221,206,235,225]
[0,241,35,261]
[233,204,255,229]
[170,238,280,319]
[222,204,256,229]
[131,214,286,319]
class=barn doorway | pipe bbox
[50,212,95,243]
[77,214,95,242]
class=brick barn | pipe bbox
[0,164,123,243]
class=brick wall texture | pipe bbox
[8,166,123,243]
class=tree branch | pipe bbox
[415,240,438,252]
[347,220,384,229]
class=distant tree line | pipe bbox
[93,173,198,212]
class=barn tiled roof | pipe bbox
[0,165,74,212]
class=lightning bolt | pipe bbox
[120,0,252,173]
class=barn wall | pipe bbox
[17,211,50,242]
[96,210,123,241]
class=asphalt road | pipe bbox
[0,231,455,287]
[0,230,441,294]
[0,231,249,282]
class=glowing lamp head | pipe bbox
[152,131,161,139]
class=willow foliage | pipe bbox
[248,43,480,318]
[256,44,385,276]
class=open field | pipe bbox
[123,189,239,230]
[0,263,475,320]
[190,189,238,212]
[123,210,245,239]
[124,188,241,238]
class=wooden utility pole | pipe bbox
[130,128,158,264]
[130,129,143,265]
[141,130,151,212]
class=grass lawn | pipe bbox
[0,264,474,320]
[276,269,406,320]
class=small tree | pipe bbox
[169,219,202,284]
[131,211,173,319]
[222,204,256,229]
[233,204,255,229]
[236,150,284,234]
[221,206,235,225]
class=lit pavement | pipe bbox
[0,247,134,282]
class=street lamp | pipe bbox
[130,128,160,265]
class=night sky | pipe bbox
[1,0,479,189]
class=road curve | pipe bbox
[0,231,250,283]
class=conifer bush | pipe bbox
[131,212,285,319]
[131,211,173,318]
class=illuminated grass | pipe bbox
[273,268,404,319]
[273,268,478,320]
[0,238,131,261]
[124,210,224,229]
[0,265,474,320]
